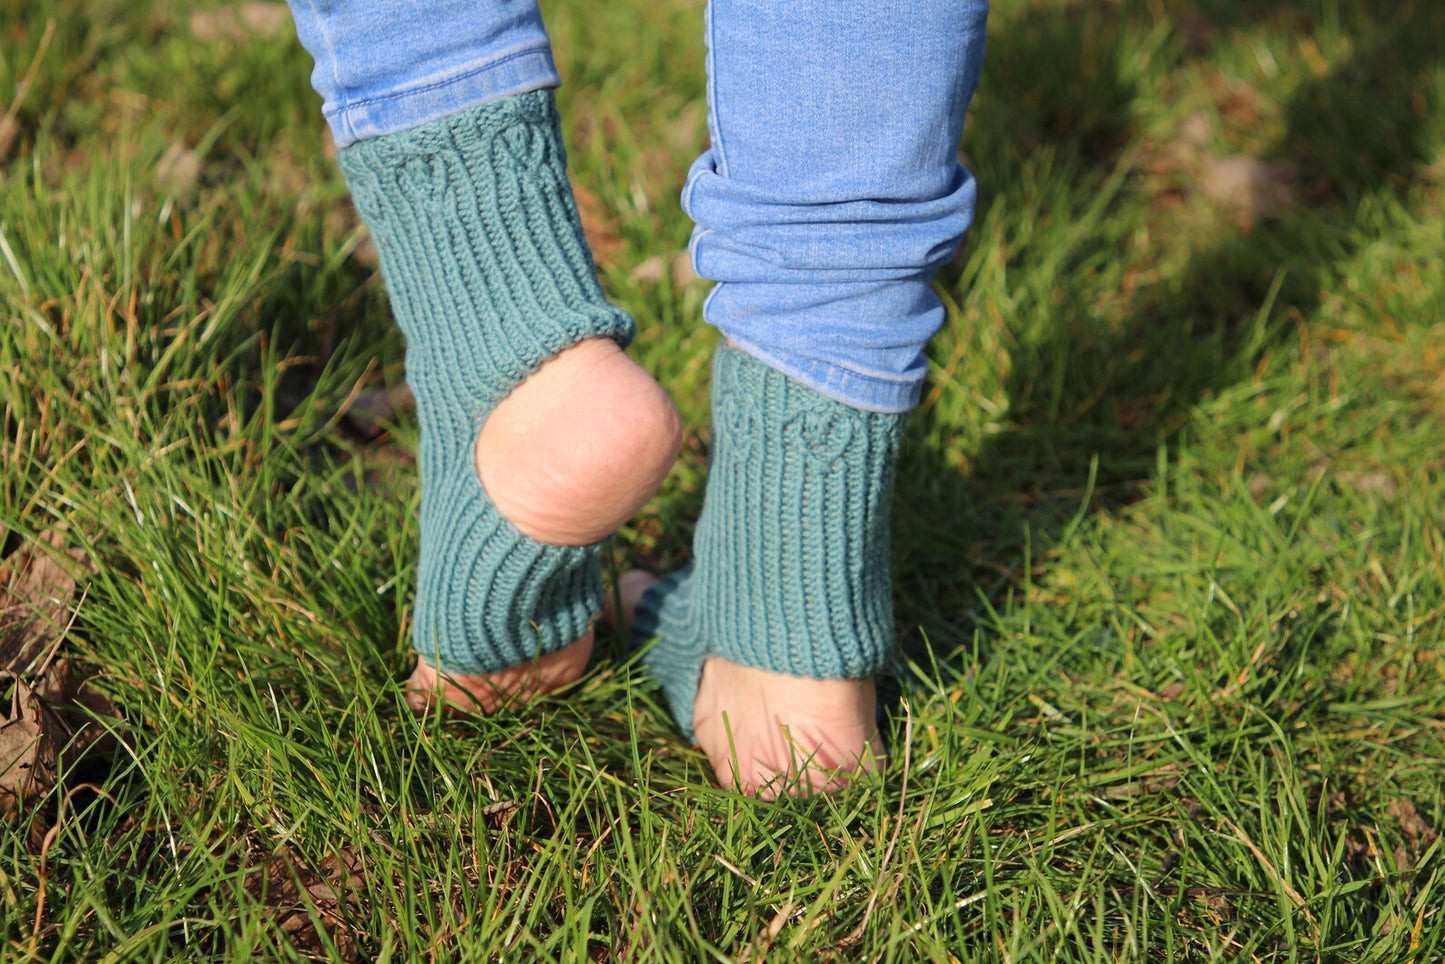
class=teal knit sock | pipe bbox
[634,346,907,739]
[338,91,635,674]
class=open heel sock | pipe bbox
[338,90,635,674]
[634,345,906,739]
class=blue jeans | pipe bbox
[288,0,988,413]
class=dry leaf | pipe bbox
[1177,112,1213,151]
[629,252,702,288]
[156,141,202,196]
[345,384,414,434]
[1178,7,1215,53]
[190,3,291,43]
[352,232,379,268]
[245,844,365,961]
[1,529,89,655]
[1200,155,1297,218]
[663,102,707,155]
[0,665,113,842]
[671,250,701,287]
[1337,470,1398,501]
[0,115,19,159]
[264,146,310,199]
[236,2,291,36]
[629,255,667,284]
[1,531,116,836]
[1215,86,1262,128]
[1392,798,1437,849]
[570,181,624,268]
[0,674,56,825]
[325,204,379,268]
[1391,797,1437,871]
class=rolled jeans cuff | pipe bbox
[323,47,560,147]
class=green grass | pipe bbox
[2,0,1443,959]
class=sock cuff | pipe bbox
[701,345,907,677]
[337,91,628,674]
[711,344,907,456]
[637,347,907,737]
[338,90,635,413]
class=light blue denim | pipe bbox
[287,0,989,413]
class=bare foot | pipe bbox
[615,570,885,797]
[693,659,885,798]
[602,569,660,639]
[405,635,594,715]
[406,338,681,716]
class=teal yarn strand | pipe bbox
[636,346,906,739]
[338,91,635,674]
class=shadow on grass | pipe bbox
[893,0,1444,671]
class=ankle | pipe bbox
[475,338,681,546]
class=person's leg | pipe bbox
[637,0,989,795]
[288,0,561,150]
[287,0,680,711]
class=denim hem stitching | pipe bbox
[323,45,556,117]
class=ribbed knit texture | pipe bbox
[338,90,636,674]
[635,345,906,739]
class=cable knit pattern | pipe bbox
[338,91,635,674]
[635,345,905,738]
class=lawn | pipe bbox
[2,0,1442,960]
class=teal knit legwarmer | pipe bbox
[338,91,635,674]
[635,346,906,739]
